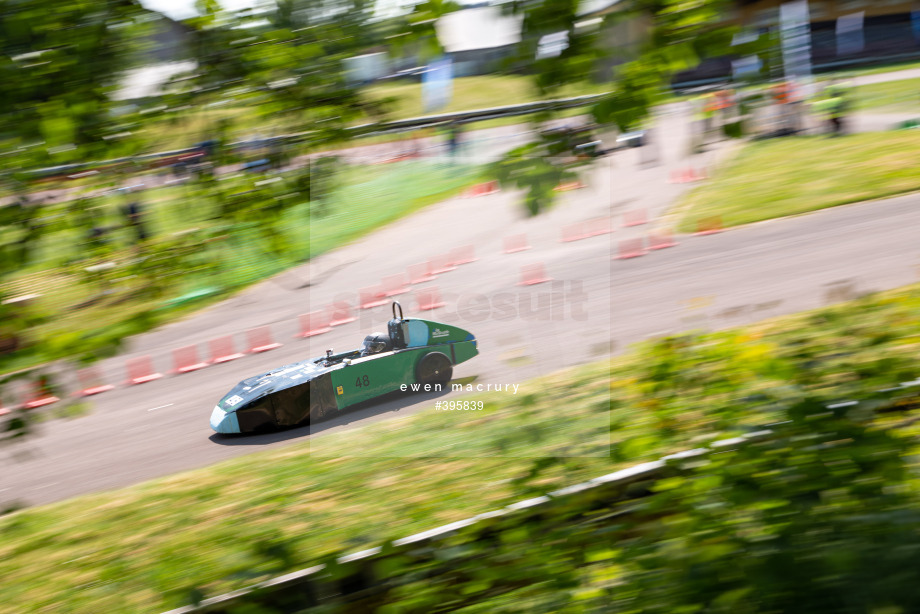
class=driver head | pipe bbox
[361,332,391,355]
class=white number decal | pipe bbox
[225,395,244,407]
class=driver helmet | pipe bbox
[361,332,391,356]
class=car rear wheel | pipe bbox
[416,352,453,386]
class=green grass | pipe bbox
[819,58,920,79]
[676,130,920,232]
[308,160,479,256]
[851,76,920,113]
[363,75,609,121]
[0,363,616,613]
[4,278,920,612]
[118,75,607,155]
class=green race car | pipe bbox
[210,302,478,434]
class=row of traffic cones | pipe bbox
[51,214,725,399]
[110,242,489,390]
[558,209,650,243]
[463,178,591,198]
[1,373,74,411]
[463,181,500,198]
[612,216,724,260]
[669,167,707,184]
[614,230,679,260]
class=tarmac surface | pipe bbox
[3,99,920,508]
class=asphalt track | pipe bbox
[3,108,920,507]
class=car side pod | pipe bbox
[210,406,241,434]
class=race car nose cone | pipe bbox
[210,406,240,434]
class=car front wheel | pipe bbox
[416,352,453,386]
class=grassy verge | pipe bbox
[363,75,609,121]
[4,279,920,612]
[306,160,480,256]
[1,363,616,613]
[119,75,607,155]
[676,130,920,231]
[819,58,920,79]
[852,76,920,113]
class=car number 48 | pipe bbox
[355,375,370,388]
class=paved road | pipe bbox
[3,103,920,507]
[849,66,920,86]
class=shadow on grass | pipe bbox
[208,386,455,446]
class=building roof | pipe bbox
[435,6,523,53]
[576,0,623,18]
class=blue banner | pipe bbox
[422,58,453,113]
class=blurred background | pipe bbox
[3,0,920,371]
[3,0,920,611]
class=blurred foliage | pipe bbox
[173,0,393,149]
[591,57,662,132]
[306,155,343,217]
[325,394,920,614]
[590,0,741,131]
[0,195,49,271]
[610,402,920,614]
[487,138,581,216]
[403,0,462,62]
[505,0,603,96]
[0,0,471,373]
[0,0,147,167]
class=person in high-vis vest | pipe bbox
[833,81,851,135]
[819,81,851,135]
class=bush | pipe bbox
[723,119,744,139]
